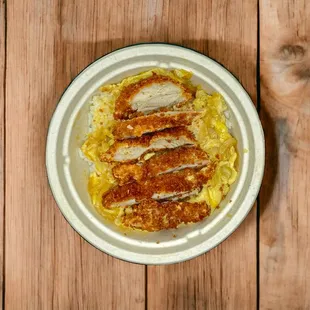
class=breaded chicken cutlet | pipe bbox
[102,168,212,208]
[114,74,194,119]
[112,146,210,185]
[113,111,201,139]
[100,127,196,162]
[122,200,211,231]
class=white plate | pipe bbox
[46,43,265,265]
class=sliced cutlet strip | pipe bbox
[102,168,212,208]
[112,163,143,186]
[112,146,209,185]
[113,111,201,140]
[122,200,211,231]
[100,127,196,163]
[114,74,194,119]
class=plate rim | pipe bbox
[46,43,265,265]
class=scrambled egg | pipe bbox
[189,89,238,210]
[81,68,238,222]
[80,93,118,219]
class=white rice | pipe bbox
[224,109,232,130]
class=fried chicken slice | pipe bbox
[122,200,211,231]
[114,74,193,119]
[100,127,196,162]
[102,168,212,208]
[112,146,209,185]
[113,111,201,139]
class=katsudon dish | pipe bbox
[81,68,238,232]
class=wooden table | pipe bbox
[1,0,309,309]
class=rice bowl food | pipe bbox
[81,68,238,232]
[46,43,264,264]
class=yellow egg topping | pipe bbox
[81,68,238,227]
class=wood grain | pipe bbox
[4,0,310,308]
[146,1,258,309]
[0,0,5,308]
[5,1,147,309]
[4,0,261,309]
[260,0,310,309]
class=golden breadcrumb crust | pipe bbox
[102,168,212,208]
[113,111,200,139]
[100,127,196,163]
[114,74,194,119]
[122,200,211,231]
[113,146,209,185]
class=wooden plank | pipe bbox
[147,1,258,309]
[5,1,147,309]
[260,0,310,309]
[0,0,5,308]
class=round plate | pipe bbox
[46,43,265,265]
